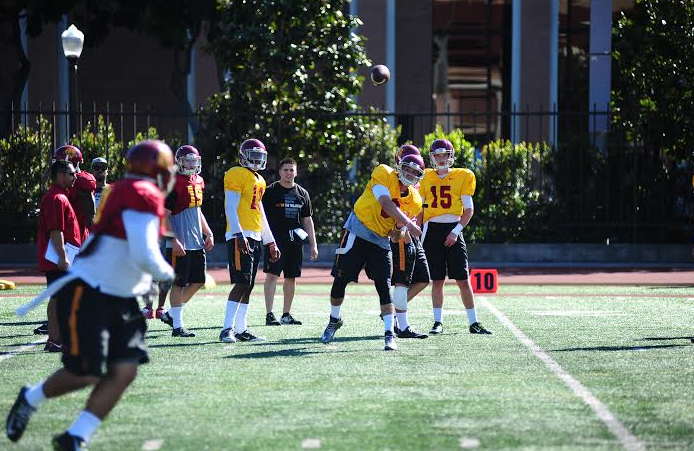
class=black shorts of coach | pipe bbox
[264,235,303,278]
[391,238,430,286]
[331,231,392,283]
[168,248,206,287]
[227,237,262,285]
[422,222,469,281]
[56,279,149,378]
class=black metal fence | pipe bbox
[0,103,692,244]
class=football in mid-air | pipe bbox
[370,65,390,85]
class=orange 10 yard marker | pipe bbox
[470,269,498,293]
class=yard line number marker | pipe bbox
[480,297,645,451]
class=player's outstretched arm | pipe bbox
[377,195,421,238]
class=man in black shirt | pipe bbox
[262,158,318,325]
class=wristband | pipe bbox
[451,223,464,236]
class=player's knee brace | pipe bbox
[330,278,348,299]
[393,285,408,310]
[375,279,392,305]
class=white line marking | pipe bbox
[459,437,480,449]
[301,438,321,449]
[480,297,645,451]
[142,439,164,450]
[0,338,47,364]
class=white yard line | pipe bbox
[479,297,645,451]
[0,338,47,364]
[141,439,164,450]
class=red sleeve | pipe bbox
[127,182,165,217]
[74,172,96,192]
[44,195,67,232]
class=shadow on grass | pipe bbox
[0,321,44,327]
[640,336,693,341]
[243,335,382,347]
[148,341,220,348]
[226,347,360,359]
[0,334,33,339]
[552,344,689,352]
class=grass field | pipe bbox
[1,283,694,450]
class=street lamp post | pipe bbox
[61,24,84,140]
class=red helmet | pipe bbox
[239,138,267,171]
[53,145,83,168]
[175,145,202,176]
[395,144,421,165]
[429,138,455,170]
[125,140,176,194]
[396,154,425,186]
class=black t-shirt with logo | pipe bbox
[262,181,313,235]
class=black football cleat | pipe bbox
[429,321,444,335]
[321,316,343,343]
[44,340,63,353]
[159,312,174,328]
[52,432,88,450]
[265,312,281,326]
[234,330,266,342]
[397,326,428,339]
[5,386,35,442]
[33,322,49,335]
[172,327,196,337]
[384,331,397,351]
[280,313,302,325]
[219,328,236,343]
[469,322,492,335]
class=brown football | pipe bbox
[370,65,390,85]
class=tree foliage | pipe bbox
[613,0,694,160]
[197,0,400,242]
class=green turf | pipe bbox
[1,284,693,450]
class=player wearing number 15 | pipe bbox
[158,145,214,338]
[220,139,280,343]
[418,139,492,335]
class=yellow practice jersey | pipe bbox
[419,167,476,223]
[224,166,266,233]
[354,164,422,237]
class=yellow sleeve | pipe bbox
[460,169,476,196]
[371,165,393,188]
[224,167,243,193]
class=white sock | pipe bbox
[169,306,182,329]
[383,314,394,333]
[235,303,249,333]
[67,410,102,442]
[433,308,443,322]
[396,312,409,330]
[25,381,46,408]
[466,307,477,325]
[331,305,342,320]
[223,300,240,330]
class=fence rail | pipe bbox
[0,104,691,245]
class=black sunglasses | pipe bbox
[92,165,108,171]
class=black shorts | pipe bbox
[331,231,392,283]
[422,222,469,281]
[391,239,430,286]
[56,279,149,377]
[45,270,67,286]
[172,249,206,286]
[227,237,262,285]
[264,236,303,278]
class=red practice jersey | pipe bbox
[37,184,82,272]
[166,174,204,215]
[68,171,97,241]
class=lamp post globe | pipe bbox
[61,24,84,140]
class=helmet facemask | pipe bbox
[397,159,425,186]
[177,153,202,176]
[429,148,455,170]
[240,147,267,171]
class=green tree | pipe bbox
[613,0,694,160]
[198,0,399,242]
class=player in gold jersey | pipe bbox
[219,139,280,343]
[418,139,492,335]
[321,153,424,351]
